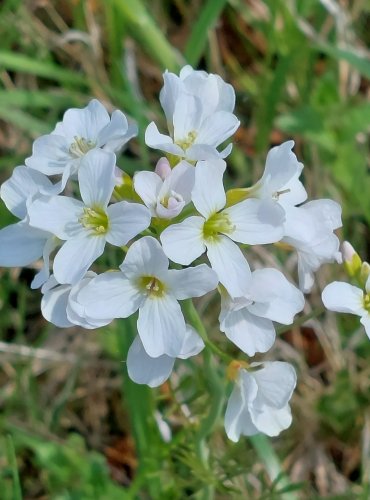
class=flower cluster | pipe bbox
[0,66,343,440]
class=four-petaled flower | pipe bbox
[28,149,151,284]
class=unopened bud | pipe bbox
[342,241,361,277]
[155,157,171,180]
[360,262,370,285]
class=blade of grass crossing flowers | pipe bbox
[184,0,229,66]
[6,434,23,500]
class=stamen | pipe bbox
[69,136,96,158]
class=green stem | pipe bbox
[182,300,226,499]
[182,299,233,362]
[6,434,23,500]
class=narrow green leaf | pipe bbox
[0,51,88,86]
[6,434,23,500]
[318,44,370,80]
[249,434,298,499]
[111,0,184,71]
[184,0,229,66]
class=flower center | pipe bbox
[176,130,197,152]
[363,293,370,312]
[139,276,166,297]
[69,136,96,158]
[79,207,109,235]
[203,212,235,240]
[160,191,183,208]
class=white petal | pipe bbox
[25,134,71,175]
[30,236,59,289]
[167,264,218,299]
[137,294,186,357]
[79,271,143,319]
[177,325,205,359]
[248,268,305,324]
[196,111,239,147]
[67,273,113,329]
[127,335,175,387]
[206,236,251,297]
[260,140,307,207]
[0,221,47,266]
[192,159,226,218]
[225,374,258,442]
[225,198,285,244]
[322,281,364,315]
[133,171,162,212]
[252,361,297,409]
[220,307,275,356]
[186,144,223,161]
[145,122,184,156]
[160,160,195,204]
[41,283,73,328]
[303,199,342,231]
[360,314,370,340]
[252,404,292,437]
[53,235,106,284]
[120,236,169,280]
[1,166,54,219]
[106,202,151,246]
[59,99,110,143]
[160,216,205,265]
[160,71,182,127]
[173,94,202,143]
[28,195,84,239]
[98,109,136,150]
[78,149,116,207]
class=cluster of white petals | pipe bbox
[0,66,344,441]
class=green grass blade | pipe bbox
[249,434,298,499]
[111,0,184,71]
[6,434,23,500]
[184,0,229,66]
[0,52,88,86]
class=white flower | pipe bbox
[251,141,307,209]
[0,166,58,288]
[77,236,218,358]
[134,158,195,219]
[283,199,342,292]
[26,99,137,190]
[225,361,296,441]
[322,279,370,338]
[127,326,204,387]
[160,159,285,297]
[41,273,111,329]
[145,66,239,162]
[28,149,151,285]
[219,269,304,356]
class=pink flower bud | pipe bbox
[155,157,171,180]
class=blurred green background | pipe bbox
[0,0,370,498]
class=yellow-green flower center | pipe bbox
[203,212,235,240]
[79,207,109,235]
[69,136,96,158]
[175,130,197,152]
[138,276,166,297]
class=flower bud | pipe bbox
[155,157,171,180]
[342,241,362,277]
